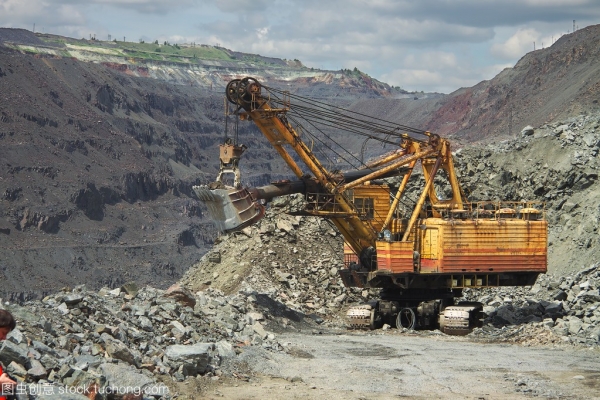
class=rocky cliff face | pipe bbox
[0,45,219,301]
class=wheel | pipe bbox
[369,308,382,330]
[396,307,416,330]
[237,77,260,103]
[225,79,241,104]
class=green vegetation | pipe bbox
[342,67,374,80]
[26,33,307,69]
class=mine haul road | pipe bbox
[205,330,599,399]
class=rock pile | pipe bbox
[464,262,600,347]
[181,195,376,325]
[0,281,305,399]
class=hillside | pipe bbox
[0,29,404,99]
[425,24,600,141]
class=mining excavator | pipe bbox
[194,77,547,335]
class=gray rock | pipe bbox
[494,306,517,325]
[169,320,188,335]
[252,322,268,340]
[63,294,84,306]
[138,316,153,331]
[215,340,236,359]
[276,218,294,233]
[552,321,569,336]
[62,368,97,388]
[521,125,534,137]
[554,124,569,134]
[552,290,568,301]
[568,318,584,335]
[583,133,598,147]
[32,340,55,355]
[483,305,496,316]
[6,361,27,378]
[578,292,600,303]
[561,201,578,213]
[247,312,265,323]
[40,353,60,370]
[121,282,139,297]
[541,300,563,315]
[0,340,30,367]
[542,318,555,328]
[334,293,347,304]
[6,328,24,344]
[105,340,136,365]
[41,319,56,335]
[56,364,75,379]
[27,359,47,379]
[99,363,157,395]
[164,343,213,375]
[74,355,102,369]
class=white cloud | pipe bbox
[380,50,480,93]
[52,0,201,13]
[213,0,274,13]
[491,28,539,59]
[0,0,86,29]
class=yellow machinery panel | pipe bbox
[376,241,414,273]
[419,218,547,274]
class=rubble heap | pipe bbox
[464,262,600,347]
[0,282,314,399]
[181,196,376,325]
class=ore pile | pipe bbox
[0,282,301,399]
[181,195,375,325]
[464,262,600,347]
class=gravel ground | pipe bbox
[199,329,600,400]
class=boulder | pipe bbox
[521,125,534,137]
[164,343,213,376]
[99,362,164,397]
[163,283,196,308]
[0,340,30,367]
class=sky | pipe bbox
[0,0,598,93]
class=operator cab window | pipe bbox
[355,197,374,220]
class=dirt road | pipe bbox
[199,330,599,399]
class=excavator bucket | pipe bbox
[193,185,265,233]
